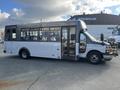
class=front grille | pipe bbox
[111,44,118,56]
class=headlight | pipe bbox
[106,45,113,54]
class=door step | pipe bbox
[62,56,76,60]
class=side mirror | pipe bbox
[100,33,104,41]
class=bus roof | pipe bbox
[5,20,86,29]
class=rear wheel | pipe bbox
[19,49,30,59]
[87,51,102,64]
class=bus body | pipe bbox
[4,20,117,64]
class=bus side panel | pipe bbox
[4,41,61,59]
[29,42,61,59]
[4,41,18,55]
[4,41,14,54]
[79,44,106,58]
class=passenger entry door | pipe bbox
[61,27,76,60]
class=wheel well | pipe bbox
[87,50,103,58]
[19,48,30,55]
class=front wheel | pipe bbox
[19,49,30,59]
[87,52,102,64]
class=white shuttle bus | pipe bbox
[4,20,117,64]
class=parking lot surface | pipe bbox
[0,44,120,90]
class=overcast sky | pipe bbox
[0,0,120,30]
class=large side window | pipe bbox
[5,29,11,41]
[41,28,49,42]
[39,29,42,41]
[20,28,27,41]
[19,27,60,42]
[49,27,60,42]
[29,28,39,41]
[11,29,17,40]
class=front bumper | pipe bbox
[103,54,113,61]
[103,52,118,61]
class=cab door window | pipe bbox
[80,33,87,53]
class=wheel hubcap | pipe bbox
[90,54,99,62]
[22,52,27,58]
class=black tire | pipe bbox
[19,49,30,59]
[87,51,102,64]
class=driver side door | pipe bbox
[79,33,87,53]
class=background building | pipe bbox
[68,13,120,39]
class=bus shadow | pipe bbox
[29,56,106,64]
[1,55,106,65]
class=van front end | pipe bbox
[79,30,118,64]
[84,42,118,64]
